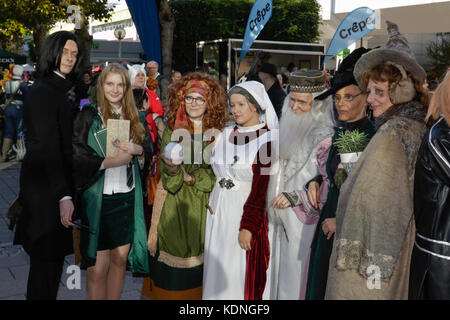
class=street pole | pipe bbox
[114,27,126,61]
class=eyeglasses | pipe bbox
[185,96,206,105]
[333,93,362,103]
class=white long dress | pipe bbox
[202,123,273,300]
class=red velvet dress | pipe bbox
[203,124,273,300]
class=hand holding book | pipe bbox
[115,141,144,157]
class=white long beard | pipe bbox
[278,95,335,160]
[268,93,335,223]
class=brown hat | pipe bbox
[289,70,326,93]
[353,21,426,86]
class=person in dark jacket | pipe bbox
[72,63,150,300]
[258,63,286,119]
[409,71,450,300]
[3,64,29,161]
[13,31,82,300]
[305,47,375,300]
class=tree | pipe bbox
[259,0,321,43]
[158,0,176,79]
[427,32,450,80]
[0,0,113,68]
[69,0,115,71]
[169,0,321,73]
[0,0,64,54]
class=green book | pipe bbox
[93,127,107,157]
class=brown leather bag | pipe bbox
[147,179,167,256]
[5,196,23,231]
[146,158,161,205]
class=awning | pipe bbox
[0,50,26,65]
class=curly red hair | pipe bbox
[147,77,159,91]
[166,72,229,132]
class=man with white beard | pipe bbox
[267,70,335,300]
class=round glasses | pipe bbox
[185,96,206,105]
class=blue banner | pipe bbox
[323,7,376,64]
[239,0,273,67]
[125,0,162,70]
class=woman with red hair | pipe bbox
[325,21,430,300]
[146,72,228,299]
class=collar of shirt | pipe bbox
[53,70,66,79]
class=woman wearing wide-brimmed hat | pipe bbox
[325,21,430,299]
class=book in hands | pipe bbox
[106,119,130,157]
[93,127,107,157]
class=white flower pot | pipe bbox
[340,152,362,174]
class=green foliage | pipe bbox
[333,129,370,154]
[427,33,450,80]
[0,0,112,60]
[259,0,320,42]
[170,0,321,73]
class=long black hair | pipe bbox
[132,88,148,110]
[36,31,82,81]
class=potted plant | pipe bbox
[333,129,370,174]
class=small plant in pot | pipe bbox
[334,129,370,174]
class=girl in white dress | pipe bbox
[202,81,279,300]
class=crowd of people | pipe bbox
[4,20,450,301]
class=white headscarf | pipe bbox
[127,63,147,87]
[230,81,279,130]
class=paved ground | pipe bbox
[0,160,144,300]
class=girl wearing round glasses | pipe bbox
[146,72,228,299]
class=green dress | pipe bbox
[305,117,375,300]
[149,126,216,295]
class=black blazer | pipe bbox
[14,73,75,260]
[409,116,450,299]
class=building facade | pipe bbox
[51,0,144,64]
[318,0,450,73]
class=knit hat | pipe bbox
[353,21,426,86]
[316,47,370,100]
[127,63,146,86]
[12,65,24,80]
[289,70,326,93]
[174,79,211,130]
[259,63,278,79]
